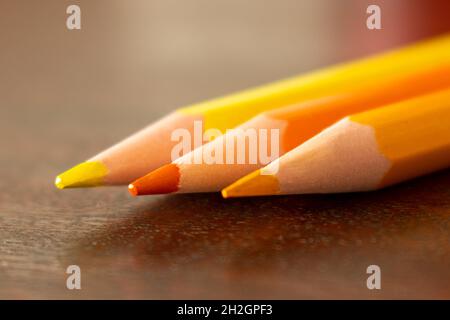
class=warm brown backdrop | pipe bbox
[0,0,449,299]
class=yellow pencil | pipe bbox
[55,34,450,189]
[222,89,450,198]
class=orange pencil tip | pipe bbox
[128,184,138,196]
[129,164,180,196]
[221,169,280,198]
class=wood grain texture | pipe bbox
[1,111,449,299]
[0,0,449,300]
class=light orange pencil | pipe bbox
[128,66,450,196]
[222,89,450,198]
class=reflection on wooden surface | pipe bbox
[1,167,448,298]
[71,171,450,299]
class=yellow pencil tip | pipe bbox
[221,169,280,198]
[55,176,65,189]
[54,161,108,189]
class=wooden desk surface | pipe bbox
[0,106,449,299]
[1,1,449,300]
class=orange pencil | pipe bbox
[129,66,450,196]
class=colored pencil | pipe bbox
[222,89,450,198]
[55,34,450,189]
[128,66,450,195]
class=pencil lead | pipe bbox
[221,169,280,198]
[128,164,180,196]
[54,161,108,189]
[128,184,138,197]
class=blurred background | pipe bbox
[0,0,449,299]
[2,0,450,121]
